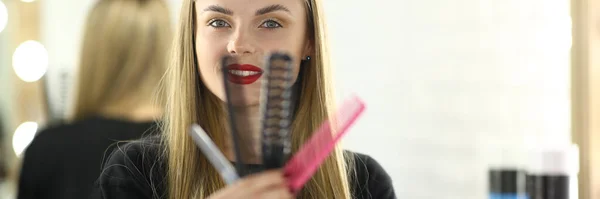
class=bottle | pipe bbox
[488,148,529,199]
[526,145,579,199]
[489,169,529,199]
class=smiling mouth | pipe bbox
[228,70,261,76]
[226,64,263,85]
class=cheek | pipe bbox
[196,31,231,77]
[290,61,302,84]
[257,31,305,82]
[196,30,228,69]
[194,31,229,100]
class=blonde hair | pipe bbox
[163,0,354,198]
[72,0,171,121]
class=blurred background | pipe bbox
[0,0,597,198]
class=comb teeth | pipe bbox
[261,53,294,169]
[284,95,366,194]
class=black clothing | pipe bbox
[92,135,397,199]
[17,116,158,199]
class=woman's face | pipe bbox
[194,0,311,106]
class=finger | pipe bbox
[258,187,294,199]
[235,170,287,191]
[210,171,286,199]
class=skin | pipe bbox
[193,0,312,198]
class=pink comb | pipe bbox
[283,95,366,193]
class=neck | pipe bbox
[223,104,263,164]
[100,103,162,122]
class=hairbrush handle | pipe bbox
[260,53,295,170]
[189,124,240,185]
[220,55,245,176]
[283,95,366,194]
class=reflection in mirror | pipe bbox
[1,0,174,199]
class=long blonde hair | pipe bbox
[163,0,354,198]
[72,0,171,121]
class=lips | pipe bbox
[226,64,263,85]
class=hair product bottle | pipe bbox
[526,145,579,199]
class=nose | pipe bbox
[227,29,255,55]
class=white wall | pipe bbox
[40,0,572,198]
[323,0,572,198]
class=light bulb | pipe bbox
[12,40,49,82]
[12,122,38,157]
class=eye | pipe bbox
[260,19,282,29]
[208,19,231,28]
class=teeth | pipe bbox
[229,70,260,77]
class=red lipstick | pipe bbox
[226,64,263,85]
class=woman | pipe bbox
[17,0,171,199]
[94,0,396,198]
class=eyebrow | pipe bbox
[201,4,291,16]
[255,4,291,16]
[202,5,234,15]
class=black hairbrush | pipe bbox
[260,53,295,170]
[220,55,246,176]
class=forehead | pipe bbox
[195,0,307,16]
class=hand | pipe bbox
[207,170,294,199]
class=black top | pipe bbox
[17,116,158,199]
[91,136,397,199]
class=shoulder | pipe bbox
[31,121,80,144]
[93,136,166,199]
[27,117,159,152]
[16,123,76,194]
[22,122,80,158]
[23,118,155,159]
[99,135,164,183]
[345,151,397,199]
[349,151,392,183]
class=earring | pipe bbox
[306,56,311,60]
